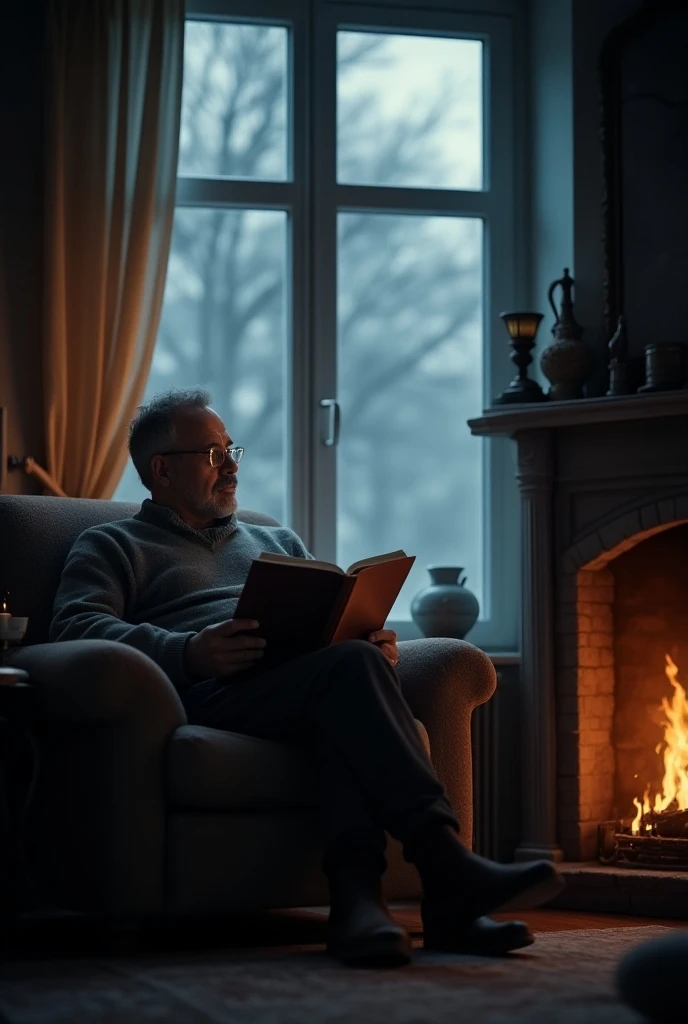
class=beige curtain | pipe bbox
[44,0,184,498]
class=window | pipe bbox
[114,17,295,523]
[115,0,521,651]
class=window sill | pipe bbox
[481,651,520,665]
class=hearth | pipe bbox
[467,393,688,915]
[468,390,688,870]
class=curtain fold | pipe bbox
[44,0,184,498]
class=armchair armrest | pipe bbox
[8,640,186,918]
[397,638,496,850]
[11,639,186,724]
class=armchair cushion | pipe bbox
[168,727,320,811]
[168,719,432,813]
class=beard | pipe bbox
[177,478,238,520]
[209,490,238,517]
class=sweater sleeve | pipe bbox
[278,527,315,560]
[49,528,196,692]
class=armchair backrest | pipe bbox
[0,495,279,646]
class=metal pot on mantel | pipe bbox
[540,268,594,401]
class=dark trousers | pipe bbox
[182,639,457,870]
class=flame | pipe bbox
[631,654,688,833]
[1,594,7,613]
[631,785,651,836]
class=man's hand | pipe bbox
[368,629,399,668]
[185,619,266,679]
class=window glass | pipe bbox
[114,208,288,523]
[338,31,483,190]
[336,212,484,618]
[179,21,288,180]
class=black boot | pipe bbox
[325,849,412,968]
[406,824,565,924]
[422,908,534,955]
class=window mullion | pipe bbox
[336,184,496,217]
[176,177,295,208]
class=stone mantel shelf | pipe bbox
[467,389,688,437]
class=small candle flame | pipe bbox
[1,593,8,614]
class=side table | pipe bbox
[0,667,40,951]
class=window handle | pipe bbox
[319,398,341,447]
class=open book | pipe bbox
[233,549,416,667]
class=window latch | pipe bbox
[319,399,341,447]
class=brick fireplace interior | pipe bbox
[570,522,688,860]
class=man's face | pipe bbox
[151,406,239,527]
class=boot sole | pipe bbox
[494,872,566,912]
[329,933,413,968]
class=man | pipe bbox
[51,388,563,967]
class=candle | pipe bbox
[0,593,11,639]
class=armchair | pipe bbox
[0,495,496,921]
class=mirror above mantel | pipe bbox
[601,0,688,358]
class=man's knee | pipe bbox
[333,638,386,660]
[328,639,393,679]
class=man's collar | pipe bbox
[135,498,238,549]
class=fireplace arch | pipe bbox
[557,496,688,860]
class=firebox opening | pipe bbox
[612,524,688,832]
[570,521,688,863]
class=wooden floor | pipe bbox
[387,904,685,934]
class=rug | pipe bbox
[0,926,671,1023]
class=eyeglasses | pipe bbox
[159,446,245,468]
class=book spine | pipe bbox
[321,575,358,645]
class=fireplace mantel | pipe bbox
[468,389,688,437]
[467,391,688,864]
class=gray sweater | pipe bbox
[50,499,312,692]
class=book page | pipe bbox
[330,555,415,644]
[345,550,408,576]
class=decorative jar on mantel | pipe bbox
[540,267,594,400]
[411,567,480,639]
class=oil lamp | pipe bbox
[494,311,546,404]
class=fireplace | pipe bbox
[468,390,688,873]
[567,522,688,867]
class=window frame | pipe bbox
[177,0,522,651]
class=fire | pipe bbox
[631,654,688,834]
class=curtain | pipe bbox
[44,0,184,498]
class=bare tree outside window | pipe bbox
[114,22,484,617]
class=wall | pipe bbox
[527,0,573,394]
[527,0,642,396]
[0,4,47,493]
[572,0,643,396]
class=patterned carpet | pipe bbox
[0,922,669,1023]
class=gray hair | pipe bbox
[128,388,212,490]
